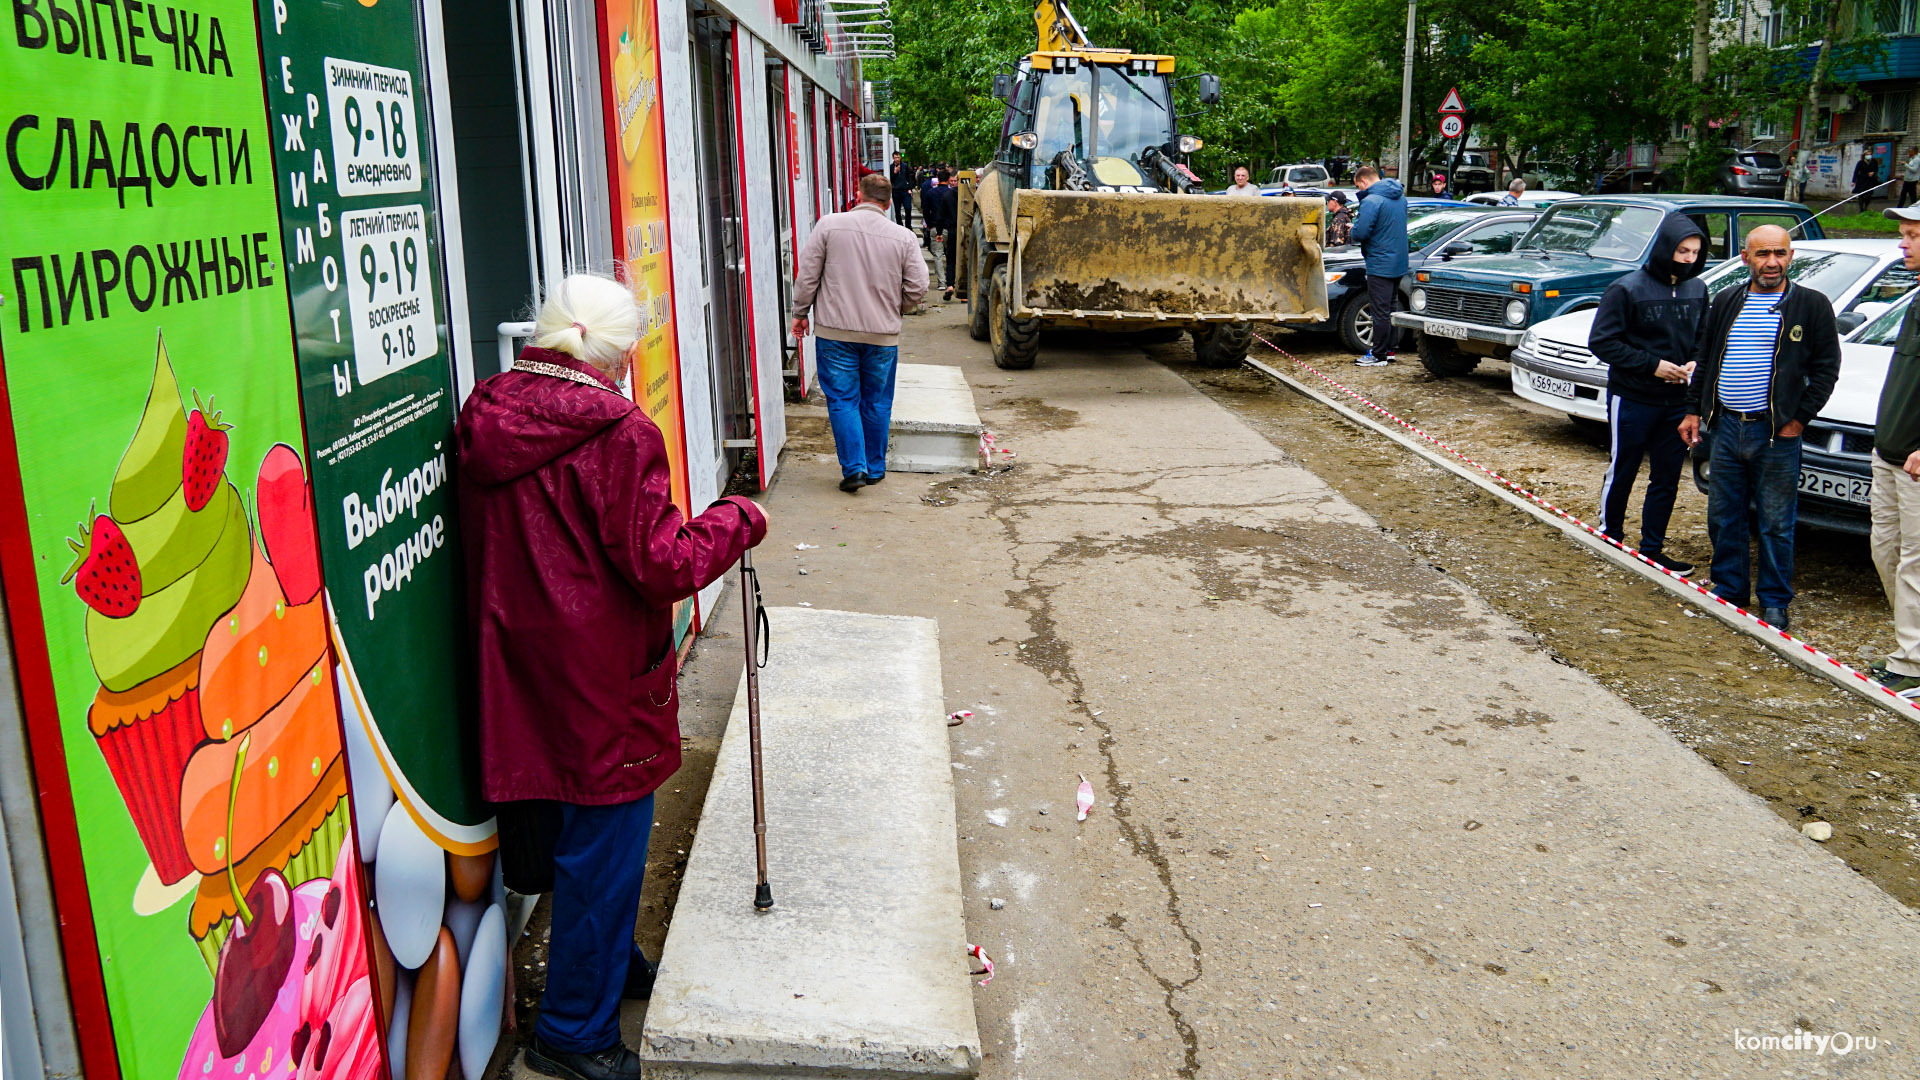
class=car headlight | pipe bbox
[1410,288,1427,313]
[1325,270,1348,284]
[1010,130,1039,151]
[1505,298,1528,326]
[1177,135,1203,154]
[1519,330,1539,353]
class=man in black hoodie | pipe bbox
[1588,214,1709,575]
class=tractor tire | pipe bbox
[1415,330,1480,377]
[1190,323,1253,369]
[988,263,1041,369]
[966,222,991,342]
[1336,294,1374,355]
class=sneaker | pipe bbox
[1355,352,1391,367]
[840,473,866,493]
[1641,551,1694,577]
[1874,668,1920,695]
[525,1039,644,1080]
[1760,605,1790,633]
[1870,657,1890,677]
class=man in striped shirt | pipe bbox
[1681,225,1844,632]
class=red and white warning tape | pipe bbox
[1246,331,1920,721]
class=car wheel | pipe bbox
[1415,331,1480,377]
[1191,323,1254,368]
[1337,294,1373,354]
[988,263,1040,369]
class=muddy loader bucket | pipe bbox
[1010,190,1329,324]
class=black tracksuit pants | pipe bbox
[1599,394,1688,554]
[893,190,913,228]
[1366,273,1399,357]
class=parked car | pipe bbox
[1318,204,1540,353]
[1717,150,1788,199]
[1266,163,1332,189]
[1463,189,1582,208]
[1448,150,1498,195]
[1684,283,1914,534]
[1520,159,1580,191]
[1509,239,1915,423]
[1390,195,1826,377]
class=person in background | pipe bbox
[1224,165,1261,196]
[1901,147,1920,209]
[458,273,769,1080]
[1869,205,1920,695]
[791,172,930,492]
[1588,215,1709,577]
[1325,191,1353,246]
[1499,177,1527,206]
[919,168,940,249]
[1853,154,1881,215]
[923,169,959,299]
[1428,173,1454,200]
[888,150,915,230]
[1680,225,1843,633]
[1347,165,1408,367]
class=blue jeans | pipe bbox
[1706,416,1802,609]
[815,338,898,479]
[535,794,655,1052]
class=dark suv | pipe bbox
[1390,195,1823,377]
[1717,150,1788,199]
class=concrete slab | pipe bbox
[640,607,981,1079]
[888,364,982,474]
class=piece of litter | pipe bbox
[989,897,1006,910]
[1802,821,1834,842]
[798,602,813,607]
[967,943,995,985]
[795,543,817,550]
[1076,775,1095,821]
[985,809,1009,827]
[1737,760,1752,766]
[1307,903,1323,909]
[948,710,972,727]
[798,569,809,575]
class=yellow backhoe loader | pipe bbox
[955,0,1329,369]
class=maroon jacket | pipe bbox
[456,347,766,804]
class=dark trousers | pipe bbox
[892,191,913,228]
[1365,273,1399,356]
[536,794,656,1052]
[1598,395,1687,554]
[941,228,957,288]
[1901,180,1919,208]
[1707,415,1803,609]
[1855,185,1877,214]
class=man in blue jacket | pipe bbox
[1348,165,1408,365]
[1587,214,1708,576]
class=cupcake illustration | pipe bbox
[78,335,251,885]
[181,447,349,972]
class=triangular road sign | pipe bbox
[1438,87,1466,114]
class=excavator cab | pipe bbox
[1002,56,1198,194]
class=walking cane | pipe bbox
[740,548,774,910]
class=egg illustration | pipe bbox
[374,802,444,969]
[458,905,507,1080]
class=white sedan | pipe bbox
[1508,238,1914,423]
[1462,189,1582,208]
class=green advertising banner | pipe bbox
[0,3,381,1080]
[256,4,505,1078]
[256,0,488,852]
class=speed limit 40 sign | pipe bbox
[1439,114,1464,138]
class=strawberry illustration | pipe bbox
[62,509,141,617]
[183,391,230,512]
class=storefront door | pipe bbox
[690,12,754,491]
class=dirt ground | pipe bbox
[1154,330,1920,910]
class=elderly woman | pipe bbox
[458,273,767,1080]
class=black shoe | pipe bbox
[525,1038,644,1080]
[623,952,658,1000]
[840,473,866,493]
[1760,605,1790,632]
[1641,551,1694,577]
[863,473,885,486]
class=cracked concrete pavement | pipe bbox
[732,302,1920,1078]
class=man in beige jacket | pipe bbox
[790,172,930,492]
